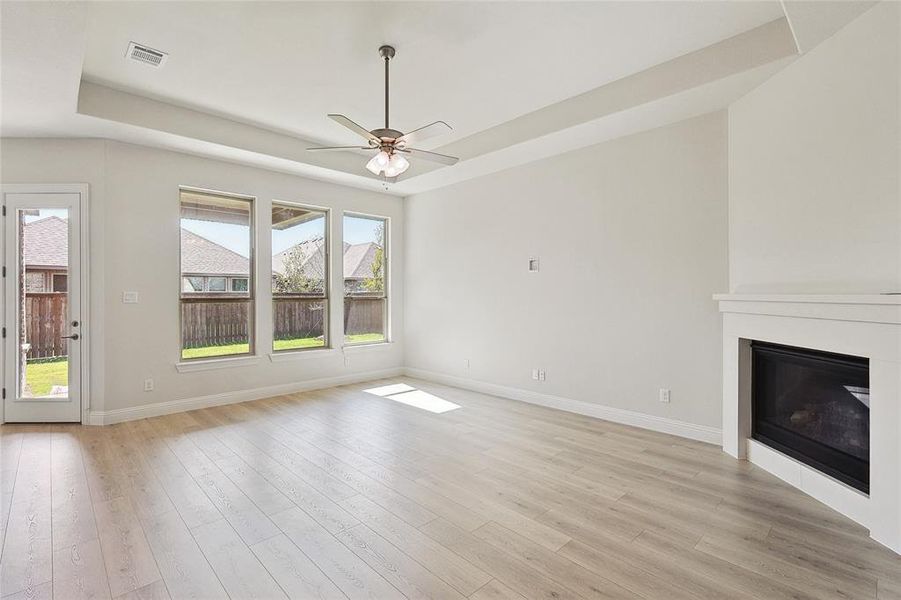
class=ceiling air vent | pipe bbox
[125,42,168,68]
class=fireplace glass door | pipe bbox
[751,341,869,494]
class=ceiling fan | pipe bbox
[307,45,459,181]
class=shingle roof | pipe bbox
[273,239,380,280]
[271,237,325,278]
[181,228,249,275]
[343,242,380,279]
[24,216,68,269]
[25,221,377,279]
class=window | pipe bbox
[183,276,204,292]
[271,203,328,351]
[343,213,387,345]
[231,278,248,292]
[208,277,227,292]
[179,189,254,360]
[52,273,67,293]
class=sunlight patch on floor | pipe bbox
[364,383,416,397]
[364,383,461,413]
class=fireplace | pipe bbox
[751,341,869,494]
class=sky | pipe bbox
[23,208,68,223]
[181,213,384,258]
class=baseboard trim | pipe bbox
[404,367,721,445]
[86,367,404,425]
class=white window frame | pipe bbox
[271,201,330,353]
[342,211,389,347]
[178,186,255,362]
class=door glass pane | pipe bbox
[271,203,327,350]
[19,208,70,398]
[343,214,386,344]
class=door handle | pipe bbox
[61,333,79,340]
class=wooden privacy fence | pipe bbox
[25,293,67,359]
[181,295,385,348]
[181,297,250,348]
[344,297,385,337]
[273,297,325,340]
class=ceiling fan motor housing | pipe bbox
[370,128,404,143]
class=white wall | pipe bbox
[404,113,728,429]
[729,1,900,293]
[1,139,404,417]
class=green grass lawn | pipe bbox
[25,359,68,397]
[181,333,386,360]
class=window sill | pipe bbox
[176,355,261,373]
[342,341,395,353]
[269,348,339,362]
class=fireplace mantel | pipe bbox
[715,292,901,555]
[713,293,901,324]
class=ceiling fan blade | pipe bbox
[328,114,380,143]
[396,121,452,145]
[402,147,459,166]
[307,145,373,151]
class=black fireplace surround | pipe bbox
[751,341,870,494]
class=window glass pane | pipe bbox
[343,214,386,344]
[183,276,204,292]
[21,208,70,398]
[180,190,253,359]
[272,203,327,350]
[231,278,248,292]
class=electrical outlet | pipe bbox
[538,369,546,381]
[659,388,671,403]
[463,358,470,369]
[123,291,139,304]
[144,378,154,392]
[344,354,351,367]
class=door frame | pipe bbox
[1,183,91,424]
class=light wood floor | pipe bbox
[2,377,900,600]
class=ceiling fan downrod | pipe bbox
[379,45,395,130]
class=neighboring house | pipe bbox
[180,228,250,293]
[342,241,382,292]
[23,216,68,293]
[271,237,382,292]
[271,237,327,288]
[182,229,381,294]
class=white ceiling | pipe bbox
[81,2,784,146]
[0,1,873,196]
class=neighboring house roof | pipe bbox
[181,228,249,276]
[273,238,380,280]
[343,242,380,279]
[23,216,68,269]
[25,221,377,279]
[271,237,325,279]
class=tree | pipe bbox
[362,222,384,293]
[273,242,323,294]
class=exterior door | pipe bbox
[3,188,82,422]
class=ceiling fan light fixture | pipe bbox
[366,150,390,175]
[384,153,410,177]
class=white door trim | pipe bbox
[1,184,91,424]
